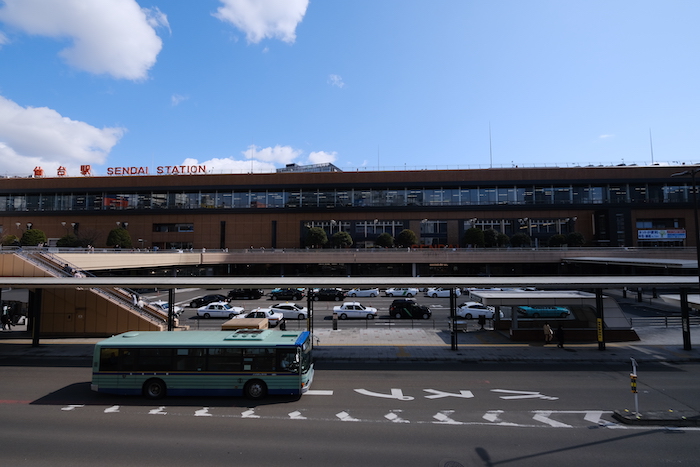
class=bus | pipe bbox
[91,329,313,400]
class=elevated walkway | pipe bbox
[1,251,171,336]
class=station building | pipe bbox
[0,163,695,254]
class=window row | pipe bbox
[1,183,695,212]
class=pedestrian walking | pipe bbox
[477,314,486,331]
[556,325,565,348]
[543,322,553,344]
[1,313,11,331]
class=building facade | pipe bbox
[0,165,696,252]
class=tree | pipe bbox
[395,229,418,248]
[510,232,532,247]
[106,228,132,248]
[1,234,20,246]
[567,232,585,247]
[375,232,394,248]
[20,229,47,246]
[483,228,498,247]
[56,234,81,247]
[463,227,485,248]
[305,227,328,248]
[496,232,510,247]
[331,231,353,248]
[547,234,567,247]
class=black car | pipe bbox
[311,288,346,301]
[269,288,305,300]
[189,294,227,308]
[389,298,432,319]
[227,288,264,300]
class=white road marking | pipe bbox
[306,390,334,395]
[533,410,572,428]
[61,404,84,411]
[288,410,307,420]
[424,389,474,399]
[149,407,167,415]
[433,410,462,425]
[336,411,360,422]
[491,389,558,400]
[104,405,120,413]
[385,410,410,423]
[241,409,259,418]
[355,388,414,400]
[195,407,212,417]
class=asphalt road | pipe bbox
[2,361,699,466]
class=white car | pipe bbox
[424,287,461,298]
[333,302,378,319]
[347,288,380,298]
[269,303,308,320]
[197,302,244,319]
[236,308,284,327]
[149,300,184,316]
[384,287,419,297]
[455,301,501,320]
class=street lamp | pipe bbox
[671,168,699,351]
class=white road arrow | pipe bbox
[491,389,558,400]
[354,388,414,400]
[104,405,120,413]
[424,389,474,399]
[149,407,167,415]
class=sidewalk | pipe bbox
[0,325,697,364]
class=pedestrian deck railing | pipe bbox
[629,316,700,327]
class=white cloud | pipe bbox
[307,151,337,165]
[0,95,125,176]
[0,0,166,80]
[0,30,8,46]
[599,134,615,139]
[179,145,338,174]
[182,157,277,174]
[328,74,345,88]
[243,144,302,164]
[214,0,309,44]
[171,94,189,106]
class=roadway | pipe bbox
[2,361,699,466]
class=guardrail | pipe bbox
[629,316,700,327]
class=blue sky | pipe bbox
[0,0,699,177]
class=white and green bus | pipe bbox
[91,329,313,399]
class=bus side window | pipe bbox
[175,348,206,371]
[99,348,119,371]
[278,349,299,373]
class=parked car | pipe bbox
[149,300,184,316]
[236,308,284,327]
[310,288,346,301]
[269,303,308,320]
[389,298,431,319]
[424,287,461,298]
[516,306,570,318]
[269,288,305,300]
[189,294,228,308]
[384,287,418,297]
[455,301,500,320]
[227,288,264,300]
[333,302,377,319]
[347,288,379,298]
[197,302,244,319]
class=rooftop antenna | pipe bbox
[489,122,493,168]
[649,128,654,165]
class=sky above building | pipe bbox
[0,0,699,178]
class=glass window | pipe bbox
[424,189,444,206]
[268,191,286,208]
[479,188,497,205]
[301,189,318,208]
[608,185,628,203]
[553,186,571,204]
[629,184,647,203]
[534,186,553,204]
[664,185,687,203]
[460,188,478,205]
[207,348,243,372]
[286,190,301,208]
[407,189,422,206]
[200,192,216,208]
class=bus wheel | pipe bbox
[143,378,166,399]
[244,379,267,399]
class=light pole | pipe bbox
[671,168,699,351]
